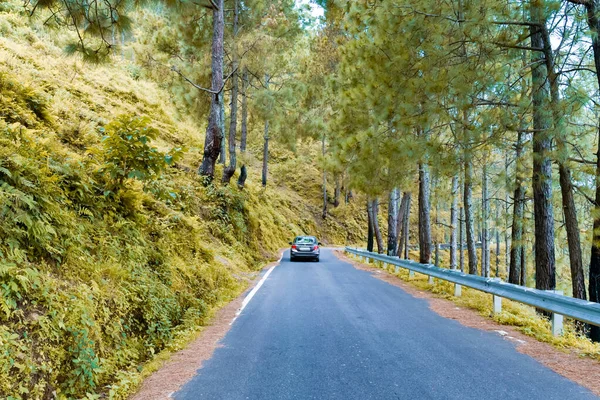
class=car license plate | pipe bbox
[300,246,310,251]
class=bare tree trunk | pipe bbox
[482,163,490,277]
[450,175,459,269]
[372,199,384,254]
[464,158,478,274]
[530,3,556,294]
[237,68,249,189]
[199,0,225,179]
[388,188,399,256]
[367,201,374,253]
[419,162,432,263]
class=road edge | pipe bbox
[334,250,600,396]
[128,249,286,400]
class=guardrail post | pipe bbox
[409,270,414,279]
[394,266,399,274]
[454,284,462,297]
[383,262,388,270]
[428,276,434,285]
[546,290,564,336]
[493,295,502,314]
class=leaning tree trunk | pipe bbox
[530,4,556,295]
[367,201,374,252]
[464,157,478,275]
[388,188,399,256]
[199,0,225,179]
[222,0,239,184]
[371,199,384,254]
[450,175,459,270]
[418,162,432,263]
[509,131,526,285]
[237,68,249,189]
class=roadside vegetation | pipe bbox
[0,6,363,398]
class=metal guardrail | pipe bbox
[345,247,600,330]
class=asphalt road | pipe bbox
[174,249,597,400]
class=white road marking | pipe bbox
[230,253,283,325]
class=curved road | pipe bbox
[174,248,597,400]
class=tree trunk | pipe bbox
[509,131,526,285]
[505,152,510,277]
[222,0,239,184]
[530,3,556,294]
[397,192,411,258]
[334,174,341,207]
[199,0,225,179]
[237,68,249,189]
[322,135,328,219]
[459,206,464,272]
[372,199,384,254]
[367,201,374,252]
[464,158,478,274]
[532,4,586,301]
[495,198,500,277]
[558,164,586,299]
[419,162,432,263]
[520,237,527,286]
[261,74,270,187]
[482,163,490,277]
[450,175,459,269]
[585,0,600,341]
[565,0,600,340]
[388,188,399,256]
[220,98,226,165]
[262,119,269,187]
[404,193,411,259]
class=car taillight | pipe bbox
[292,245,297,249]
[313,245,319,251]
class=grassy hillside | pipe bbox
[0,7,364,399]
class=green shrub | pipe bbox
[98,114,183,191]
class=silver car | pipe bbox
[289,236,321,262]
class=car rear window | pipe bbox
[295,237,316,244]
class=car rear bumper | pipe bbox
[291,250,320,258]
